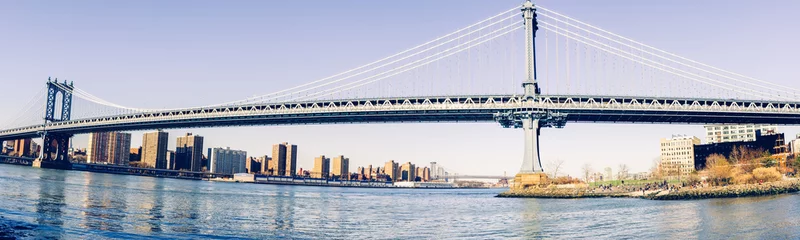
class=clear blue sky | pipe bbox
[1,1,798,177]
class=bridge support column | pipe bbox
[521,117,543,173]
[33,78,74,170]
[495,111,567,189]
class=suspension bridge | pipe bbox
[1,1,799,177]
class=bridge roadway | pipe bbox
[3,94,800,141]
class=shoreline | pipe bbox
[497,179,800,200]
[0,162,485,190]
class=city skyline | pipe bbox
[1,0,799,177]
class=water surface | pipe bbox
[0,164,798,239]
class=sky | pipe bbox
[1,0,799,178]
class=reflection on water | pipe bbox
[35,171,66,239]
[0,164,798,239]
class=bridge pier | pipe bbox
[495,111,566,188]
[33,79,74,170]
[33,133,73,170]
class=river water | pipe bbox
[0,164,798,239]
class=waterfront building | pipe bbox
[312,155,330,178]
[209,147,247,174]
[332,155,350,180]
[246,157,263,174]
[422,167,431,182]
[175,133,204,172]
[13,138,32,158]
[430,162,438,179]
[87,132,131,165]
[384,160,399,182]
[257,155,271,174]
[270,144,287,176]
[142,131,169,169]
[166,150,176,170]
[694,131,786,170]
[129,147,141,162]
[704,124,778,143]
[660,135,701,177]
[285,143,297,177]
[791,135,800,155]
[1,141,12,154]
[400,162,416,181]
[365,164,373,180]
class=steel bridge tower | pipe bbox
[33,78,74,169]
[495,0,566,188]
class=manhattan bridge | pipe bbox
[2,1,799,174]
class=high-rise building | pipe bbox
[384,160,399,182]
[246,157,263,174]
[660,135,701,177]
[422,167,431,182]
[166,150,176,170]
[87,132,131,165]
[400,162,416,182]
[285,143,297,177]
[332,155,350,180]
[704,124,778,143]
[271,144,287,176]
[209,147,248,174]
[13,139,32,158]
[430,162,438,179]
[257,155,271,174]
[312,155,330,179]
[142,131,169,169]
[129,147,142,162]
[108,133,131,166]
[175,133,204,172]
[365,164,373,180]
[792,138,800,155]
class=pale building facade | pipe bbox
[209,147,247,174]
[142,131,169,169]
[87,132,131,165]
[331,155,350,180]
[660,135,701,177]
[704,124,777,143]
[312,155,330,179]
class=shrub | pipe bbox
[706,154,734,185]
[551,176,583,185]
[752,167,782,183]
[733,173,753,184]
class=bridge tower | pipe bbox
[495,0,567,188]
[33,78,74,169]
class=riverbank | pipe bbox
[646,179,800,200]
[497,179,800,200]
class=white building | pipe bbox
[209,147,247,174]
[792,134,800,155]
[704,124,777,143]
[660,135,701,177]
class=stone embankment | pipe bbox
[498,180,800,200]
[646,179,800,200]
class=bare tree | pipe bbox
[650,156,663,180]
[617,164,630,180]
[547,159,565,178]
[581,163,593,182]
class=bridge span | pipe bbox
[1,1,799,181]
